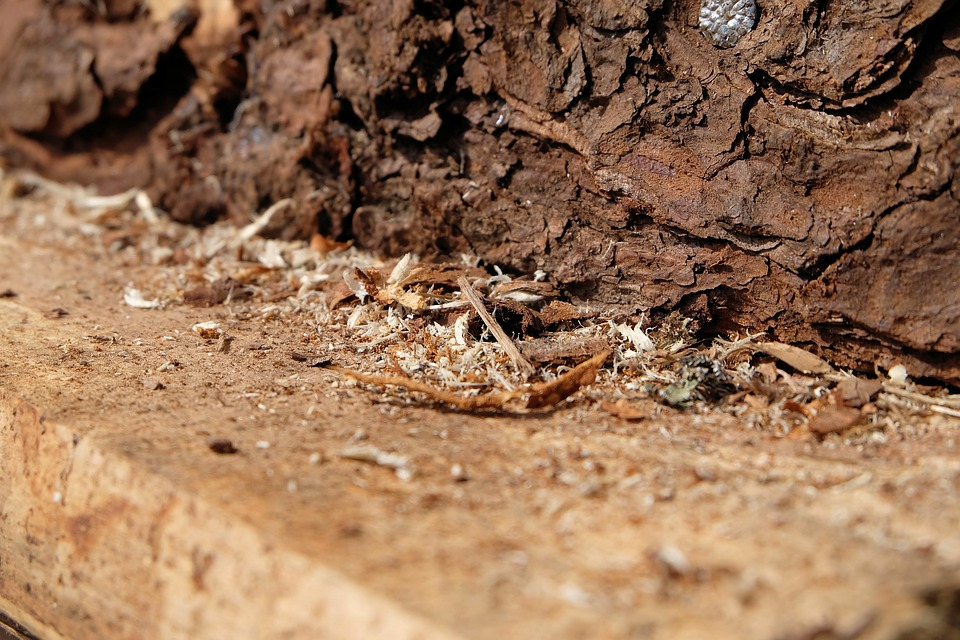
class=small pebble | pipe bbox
[141,377,164,391]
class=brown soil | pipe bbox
[1,182,960,639]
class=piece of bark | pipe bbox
[538,301,595,327]
[521,335,611,365]
[755,342,835,376]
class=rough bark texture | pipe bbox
[1,0,959,381]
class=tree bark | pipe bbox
[1,0,958,381]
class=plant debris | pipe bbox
[123,286,162,310]
[2,169,958,441]
[754,341,835,375]
[457,275,536,379]
[808,405,864,435]
[339,444,414,481]
[335,349,610,413]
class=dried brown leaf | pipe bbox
[310,233,352,255]
[324,281,357,309]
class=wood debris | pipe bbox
[754,341,834,375]
[339,444,414,480]
[336,368,524,410]
[521,335,611,365]
[354,262,430,310]
[835,376,883,408]
[457,275,536,379]
[123,285,162,309]
[192,321,223,339]
[525,350,610,409]
[808,405,863,435]
[335,349,610,413]
[538,300,595,327]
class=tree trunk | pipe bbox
[1,0,958,382]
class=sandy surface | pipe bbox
[1,184,959,639]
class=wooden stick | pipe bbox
[457,276,536,379]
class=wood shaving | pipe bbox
[457,275,536,379]
[339,444,414,481]
[123,286,162,309]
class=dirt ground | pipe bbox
[1,177,960,639]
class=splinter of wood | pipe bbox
[457,276,536,380]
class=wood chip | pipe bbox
[141,377,164,391]
[835,377,883,408]
[808,405,862,435]
[458,276,536,379]
[538,300,595,326]
[396,263,484,289]
[208,438,239,454]
[755,341,834,375]
[521,335,611,365]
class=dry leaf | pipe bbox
[310,233,352,255]
[356,266,429,310]
[755,342,834,375]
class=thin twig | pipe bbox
[930,405,960,419]
[457,276,536,379]
[881,385,960,408]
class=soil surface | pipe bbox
[1,181,960,639]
